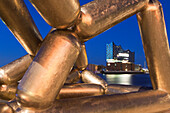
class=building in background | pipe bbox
[106,42,135,71]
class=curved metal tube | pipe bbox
[29,0,80,29]
[81,70,108,89]
[0,103,13,113]
[0,55,33,84]
[76,0,149,42]
[75,43,88,71]
[0,83,151,101]
[0,0,43,56]
[0,27,58,85]
[106,84,152,94]
[0,84,17,100]
[42,90,170,113]
[137,0,170,93]
[65,69,81,84]
[17,30,80,109]
[57,83,104,99]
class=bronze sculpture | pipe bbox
[0,0,170,112]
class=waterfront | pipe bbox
[98,74,152,87]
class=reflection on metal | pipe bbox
[0,0,43,56]
[106,84,151,94]
[57,83,104,99]
[137,0,170,92]
[65,69,81,83]
[0,103,13,113]
[0,0,170,112]
[29,0,80,29]
[17,30,80,109]
[0,55,33,84]
[81,70,108,89]
[76,0,149,42]
[0,84,17,100]
[75,43,88,70]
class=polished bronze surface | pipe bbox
[75,43,88,71]
[29,0,80,29]
[76,0,149,42]
[0,84,17,100]
[57,83,104,99]
[81,70,108,89]
[41,90,170,113]
[0,55,33,84]
[0,0,43,56]
[17,30,80,109]
[0,102,13,113]
[65,69,81,83]
[0,83,151,101]
[106,84,152,94]
[137,0,170,92]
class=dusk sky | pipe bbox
[0,0,170,67]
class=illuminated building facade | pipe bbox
[106,42,135,71]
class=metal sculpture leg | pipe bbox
[0,55,33,84]
[76,0,149,42]
[0,0,43,56]
[17,30,80,109]
[75,43,88,71]
[29,0,80,29]
[137,0,170,92]
[81,70,108,89]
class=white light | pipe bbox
[117,53,129,57]
[106,59,129,63]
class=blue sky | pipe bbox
[0,0,169,67]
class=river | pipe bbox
[98,74,152,87]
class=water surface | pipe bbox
[98,74,152,87]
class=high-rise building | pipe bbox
[106,42,135,71]
[106,42,135,63]
[106,42,113,59]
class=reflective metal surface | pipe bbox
[65,69,81,83]
[75,43,88,70]
[0,0,43,56]
[0,55,33,84]
[57,83,104,99]
[0,102,13,113]
[81,70,108,89]
[0,84,17,100]
[17,30,80,109]
[42,90,170,113]
[0,83,152,101]
[106,84,152,94]
[137,0,170,92]
[76,0,149,42]
[29,0,80,29]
